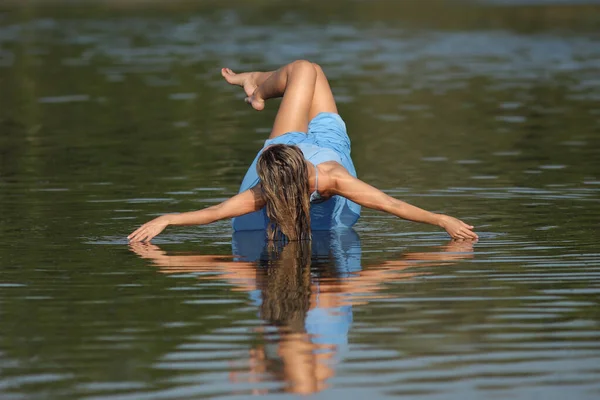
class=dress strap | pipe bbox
[309,164,327,204]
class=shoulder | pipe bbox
[318,161,347,175]
[318,162,352,194]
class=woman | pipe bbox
[128,60,478,242]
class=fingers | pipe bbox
[463,227,479,240]
[138,230,155,243]
[128,230,144,242]
[456,219,478,240]
[129,229,145,242]
[443,217,477,240]
[450,228,479,241]
[459,228,478,240]
[127,225,145,240]
[128,217,167,243]
[128,226,155,243]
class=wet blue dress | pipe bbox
[232,112,361,231]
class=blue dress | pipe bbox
[232,112,361,231]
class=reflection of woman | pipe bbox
[251,240,331,395]
[130,232,474,395]
[128,60,478,243]
[237,229,361,351]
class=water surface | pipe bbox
[1,0,599,398]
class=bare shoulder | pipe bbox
[318,161,352,194]
[317,161,345,172]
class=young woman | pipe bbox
[128,60,478,243]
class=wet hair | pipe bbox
[258,240,312,332]
[256,144,311,242]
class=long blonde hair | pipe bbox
[256,144,311,242]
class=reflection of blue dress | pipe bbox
[232,113,361,231]
[232,229,362,349]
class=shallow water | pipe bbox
[1,0,600,398]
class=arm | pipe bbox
[128,185,265,242]
[331,170,478,240]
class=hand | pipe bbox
[438,215,479,240]
[128,215,170,243]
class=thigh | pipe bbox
[269,61,317,139]
[308,63,338,121]
[268,61,339,140]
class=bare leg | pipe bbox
[308,63,337,120]
[222,60,338,139]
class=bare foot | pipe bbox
[221,68,256,96]
[221,68,265,111]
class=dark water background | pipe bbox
[1,0,600,398]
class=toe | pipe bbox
[220,67,231,79]
[221,68,244,85]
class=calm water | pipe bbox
[1,0,600,398]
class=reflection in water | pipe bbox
[130,230,474,395]
[2,0,600,398]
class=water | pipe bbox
[1,0,600,398]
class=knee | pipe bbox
[291,59,317,73]
[298,60,325,77]
[289,60,318,81]
[292,59,323,72]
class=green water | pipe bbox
[1,1,600,398]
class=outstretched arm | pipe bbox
[332,170,478,240]
[128,185,265,242]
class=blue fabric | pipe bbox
[232,112,361,231]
